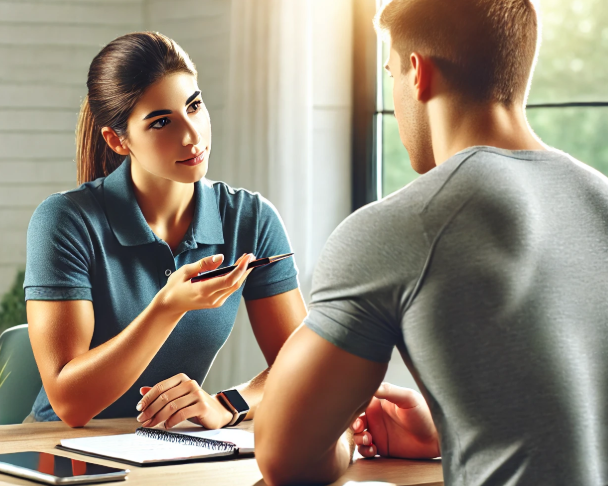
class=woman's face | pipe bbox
[123,72,211,184]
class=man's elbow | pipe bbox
[257,442,302,486]
[257,443,287,485]
[257,442,342,486]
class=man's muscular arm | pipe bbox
[255,325,387,485]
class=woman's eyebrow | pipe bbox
[143,109,171,120]
[142,91,201,120]
[185,90,201,106]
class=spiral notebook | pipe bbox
[57,426,254,467]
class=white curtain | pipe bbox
[203,0,314,393]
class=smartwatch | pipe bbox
[215,389,250,426]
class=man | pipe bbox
[256,0,608,484]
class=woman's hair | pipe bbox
[76,32,197,185]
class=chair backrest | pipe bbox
[0,324,42,424]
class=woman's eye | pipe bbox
[150,117,170,129]
[188,101,202,113]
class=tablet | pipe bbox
[0,452,128,485]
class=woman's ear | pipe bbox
[101,127,130,156]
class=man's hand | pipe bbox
[351,382,440,459]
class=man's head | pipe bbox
[375,0,540,173]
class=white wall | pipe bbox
[0,0,144,297]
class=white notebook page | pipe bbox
[60,433,233,464]
[168,427,255,453]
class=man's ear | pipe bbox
[101,127,129,156]
[409,52,432,102]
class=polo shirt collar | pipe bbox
[192,179,225,245]
[104,157,224,247]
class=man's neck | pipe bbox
[429,99,548,166]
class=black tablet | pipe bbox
[0,452,128,485]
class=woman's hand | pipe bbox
[154,253,255,317]
[136,373,233,429]
[351,383,440,459]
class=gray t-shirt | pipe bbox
[305,146,608,486]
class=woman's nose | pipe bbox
[182,119,202,147]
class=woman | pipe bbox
[24,32,307,428]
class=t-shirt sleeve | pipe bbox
[304,202,428,363]
[24,194,94,301]
[242,196,299,301]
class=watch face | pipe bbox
[223,390,249,413]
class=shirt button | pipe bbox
[165,269,172,277]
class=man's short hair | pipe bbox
[374,0,540,105]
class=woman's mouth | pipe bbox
[177,150,206,166]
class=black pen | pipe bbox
[190,253,294,283]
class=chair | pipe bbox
[0,324,42,424]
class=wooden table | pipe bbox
[0,419,443,485]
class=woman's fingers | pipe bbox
[222,254,254,287]
[205,254,255,296]
[163,403,207,430]
[137,380,198,425]
[136,375,232,429]
[137,373,191,412]
[143,392,202,429]
[182,254,224,279]
[210,267,254,305]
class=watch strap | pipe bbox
[230,411,246,426]
[216,389,249,427]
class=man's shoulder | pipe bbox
[346,148,477,233]
[412,146,608,215]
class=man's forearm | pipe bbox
[255,326,388,485]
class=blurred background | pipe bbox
[0,0,606,395]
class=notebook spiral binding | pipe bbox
[135,427,237,452]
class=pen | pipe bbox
[190,253,294,283]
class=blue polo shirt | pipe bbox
[24,158,299,421]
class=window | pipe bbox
[367,0,608,201]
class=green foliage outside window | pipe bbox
[0,270,27,337]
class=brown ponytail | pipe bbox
[76,95,123,185]
[75,32,197,185]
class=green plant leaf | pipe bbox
[0,269,26,336]
[0,344,10,389]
